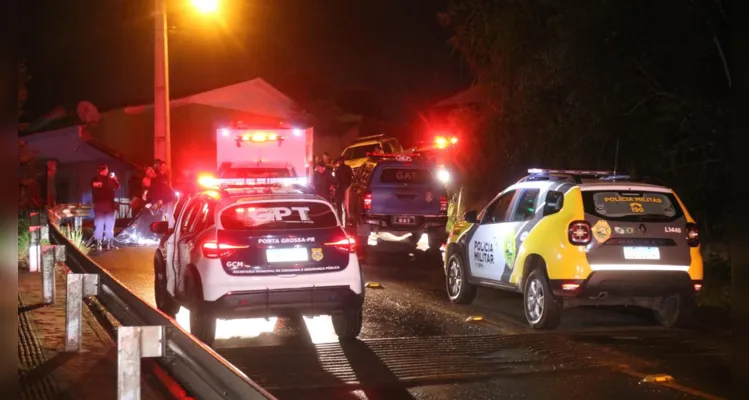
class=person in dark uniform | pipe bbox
[91,164,120,250]
[312,160,335,202]
[149,160,178,226]
[333,156,353,223]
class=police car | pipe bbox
[150,176,364,346]
[444,169,703,329]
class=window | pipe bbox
[481,190,516,224]
[378,168,433,184]
[543,190,564,216]
[582,190,683,222]
[220,201,338,231]
[179,201,202,233]
[343,144,380,160]
[192,201,216,232]
[381,141,393,153]
[510,189,540,222]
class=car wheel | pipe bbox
[446,253,477,305]
[653,294,694,328]
[332,307,363,340]
[523,269,562,330]
[428,236,444,251]
[185,271,216,346]
[154,254,179,318]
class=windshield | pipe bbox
[582,190,683,222]
[220,201,337,230]
[343,144,380,160]
[219,167,293,178]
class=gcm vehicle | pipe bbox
[444,169,703,329]
[150,176,364,346]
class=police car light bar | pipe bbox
[528,168,615,176]
[199,175,308,189]
[366,153,416,162]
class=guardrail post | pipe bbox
[65,273,100,352]
[29,226,41,272]
[41,245,63,304]
[117,326,164,400]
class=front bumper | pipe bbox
[550,271,701,298]
[205,285,364,319]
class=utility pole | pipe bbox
[154,0,172,183]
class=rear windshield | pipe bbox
[220,201,337,230]
[220,168,292,178]
[582,190,683,222]
[378,168,433,184]
[343,144,380,160]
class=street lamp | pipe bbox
[154,0,218,183]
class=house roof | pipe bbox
[21,125,141,168]
[123,78,297,118]
[433,85,486,108]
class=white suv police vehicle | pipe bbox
[151,176,364,346]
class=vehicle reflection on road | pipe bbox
[174,307,340,344]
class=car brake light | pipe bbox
[686,223,699,247]
[202,241,249,259]
[363,192,372,211]
[440,195,448,213]
[568,221,591,245]
[693,283,702,291]
[324,237,356,253]
[561,283,580,291]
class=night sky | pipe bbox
[19,0,472,122]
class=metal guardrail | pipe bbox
[47,211,276,400]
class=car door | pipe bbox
[467,190,517,280]
[498,188,542,283]
[171,199,203,292]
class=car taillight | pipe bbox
[440,195,448,213]
[568,221,591,245]
[202,241,249,259]
[363,192,372,211]
[686,223,699,247]
[324,237,356,253]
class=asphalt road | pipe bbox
[88,243,731,400]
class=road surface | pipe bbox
[88,244,730,400]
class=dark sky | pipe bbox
[19,0,472,122]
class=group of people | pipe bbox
[91,160,177,250]
[311,152,354,223]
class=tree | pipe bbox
[442,0,730,243]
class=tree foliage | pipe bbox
[19,61,40,211]
[442,0,730,242]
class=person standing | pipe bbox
[150,160,177,227]
[334,156,353,224]
[312,161,335,202]
[91,164,120,250]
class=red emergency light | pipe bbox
[198,173,308,189]
[434,135,458,149]
[239,132,283,143]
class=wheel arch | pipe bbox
[519,253,547,293]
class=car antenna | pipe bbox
[612,137,620,177]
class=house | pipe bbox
[21,125,140,217]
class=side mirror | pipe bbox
[463,210,478,223]
[543,191,564,216]
[150,221,169,235]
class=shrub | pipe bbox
[60,225,91,256]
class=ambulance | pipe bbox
[215,121,314,180]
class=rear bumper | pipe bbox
[359,214,448,233]
[550,271,701,298]
[206,285,365,319]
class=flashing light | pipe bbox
[293,129,303,137]
[219,128,230,137]
[198,175,308,189]
[434,135,458,149]
[238,131,285,143]
[436,168,450,184]
[191,0,219,14]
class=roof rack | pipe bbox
[519,168,620,184]
[352,134,388,143]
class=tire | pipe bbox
[332,307,363,340]
[653,294,695,328]
[154,253,179,318]
[446,253,477,305]
[523,268,562,330]
[185,271,216,346]
[428,236,444,251]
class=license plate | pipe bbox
[623,246,660,260]
[266,247,309,263]
[393,216,416,225]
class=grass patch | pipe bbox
[697,254,731,309]
[60,225,91,256]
